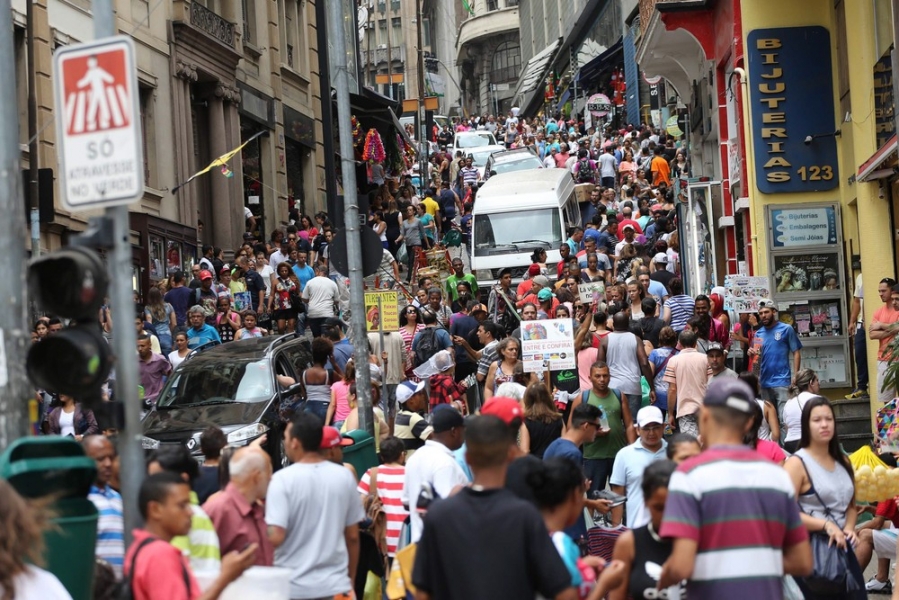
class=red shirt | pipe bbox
[124,529,200,600]
[875,497,899,527]
[203,482,274,566]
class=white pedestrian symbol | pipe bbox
[65,55,130,134]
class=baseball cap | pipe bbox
[537,288,553,301]
[652,252,668,264]
[528,264,541,276]
[368,363,382,385]
[468,302,487,316]
[431,404,465,433]
[707,342,725,354]
[480,397,524,424]
[199,269,213,280]
[219,267,230,275]
[320,426,354,449]
[757,299,778,311]
[323,317,344,329]
[396,380,426,404]
[621,223,635,231]
[651,203,664,213]
[636,406,665,428]
[704,378,756,415]
[532,275,550,288]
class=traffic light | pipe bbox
[26,247,112,401]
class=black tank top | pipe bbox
[628,524,685,599]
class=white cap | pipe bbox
[396,380,426,404]
[653,252,668,264]
[636,406,665,428]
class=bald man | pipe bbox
[203,447,274,566]
[83,435,125,577]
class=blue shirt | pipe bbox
[755,321,802,389]
[646,280,668,304]
[187,323,221,348]
[332,338,354,372]
[292,264,315,290]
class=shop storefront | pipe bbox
[130,213,198,302]
[283,105,316,218]
[238,83,275,241]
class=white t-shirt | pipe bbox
[855,273,864,327]
[403,439,469,543]
[168,350,187,370]
[59,409,75,437]
[265,461,365,600]
[302,276,340,318]
[1,566,72,600]
[783,391,818,443]
[599,153,617,178]
[257,263,275,297]
[543,155,556,168]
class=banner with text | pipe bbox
[521,318,576,373]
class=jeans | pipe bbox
[295,312,307,336]
[303,400,329,423]
[583,457,616,495]
[854,326,869,391]
[307,317,327,338]
[761,385,790,442]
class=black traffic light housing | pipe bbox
[26,247,113,401]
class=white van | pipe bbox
[471,169,581,290]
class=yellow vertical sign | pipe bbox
[364,291,399,332]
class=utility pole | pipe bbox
[27,0,41,258]
[92,0,144,542]
[0,0,32,449]
[314,0,338,219]
[416,0,429,196]
[325,0,374,435]
[386,8,393,99]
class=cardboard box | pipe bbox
[575,183,595,204]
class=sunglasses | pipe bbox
[406,309,417,314]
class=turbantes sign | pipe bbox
[53,37,144,210]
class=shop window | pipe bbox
[166,241,182,276]
[285,140,306,217]
[149,236,165,280]
[491,42,521,84]
[242,121,264,239]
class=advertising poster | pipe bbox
[364,291,399,332]
[724,275,772,314]
[520,318,576,373]
[578,281,606,304]
[772,253,841,293]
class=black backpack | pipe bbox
[413,327,440,367]
[576,159,595,183]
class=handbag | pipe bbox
[794,456,861,594]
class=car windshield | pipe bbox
[473,209,562,255]
[469,149,497,165]
[456,133,496,148]
[156,358,274,407]
[493,156,543,174]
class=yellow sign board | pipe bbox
[364,291,399,332]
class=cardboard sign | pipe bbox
[364,291,399,332]
[521,318,576,373]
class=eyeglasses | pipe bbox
[585,422,601,429]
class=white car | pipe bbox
[451,131,499,155]
[466,146,505,179]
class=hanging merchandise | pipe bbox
[351,116,364,149]
[398,134,414,170]
[363,128,386,163]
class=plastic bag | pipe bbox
[396,244,408,267]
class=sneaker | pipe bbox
[866,577,892,593]
[592,489,626,508]
[845,389,868,399]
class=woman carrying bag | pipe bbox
[783,396,865,599]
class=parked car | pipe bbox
[142,334,312,469]
[466,145,505,179]
[484,147,545,179]
[451,131,499,154]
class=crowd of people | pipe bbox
[11,111,898,600]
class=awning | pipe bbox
[348,87,400,129]
[557,89,571,106]
[576,38,623,86]
[858,134,898,182]
[512,39,563,103]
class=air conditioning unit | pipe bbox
[377,44,387,49]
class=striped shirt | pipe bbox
[460,166,479,185]
[172,491,221,572]
[660,445,808,599]
[357,465,409,556]
[665,294,695,332]
[88,484,125,578]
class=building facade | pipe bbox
[13,0,325,296]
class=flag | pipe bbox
[461,0,474,15]
[171,129,266,194]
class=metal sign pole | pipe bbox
[92,0,144,543]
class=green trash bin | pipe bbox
[341,429,378,481]
[0,437,99,600]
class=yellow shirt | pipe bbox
[422,196,439,217]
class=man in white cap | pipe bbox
[650,252,675,289]
[608,405,668,528]
[394,380,432,456]
[614,223,638,258]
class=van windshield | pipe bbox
[473,209,562,255]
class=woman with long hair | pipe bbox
[783,368,821,453]
[397,205,428,282]
[522,383,563,458]
[666,231,680,275]
[46,393,99,441]
[268,262,299,334]
[384,198,403,258]
[144,286,176,355]
[371,210,388,249]
[784,396,865,599]
[575,310,601,390]
[299,214,318,239]
[168,331,191,369]
[326,359,356,428]
[399,305,425,379]
[302,337,335,422]
[738,371,780,444]
[484,337,531,401]
[618,149,637,184]
[530,247,548,275]
[614,244,640,284]
[583,253,605,282]
[607,460,682,600]
[625,280,647,319]
[0,479,71,600]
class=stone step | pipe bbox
[835,415,874,436]
[840,432,874,454]
[831,397,872,418]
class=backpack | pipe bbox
[413,327,440,367]
[576,159,596,183]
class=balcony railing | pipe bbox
[362,46,407,66]
[190,1,235,46]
